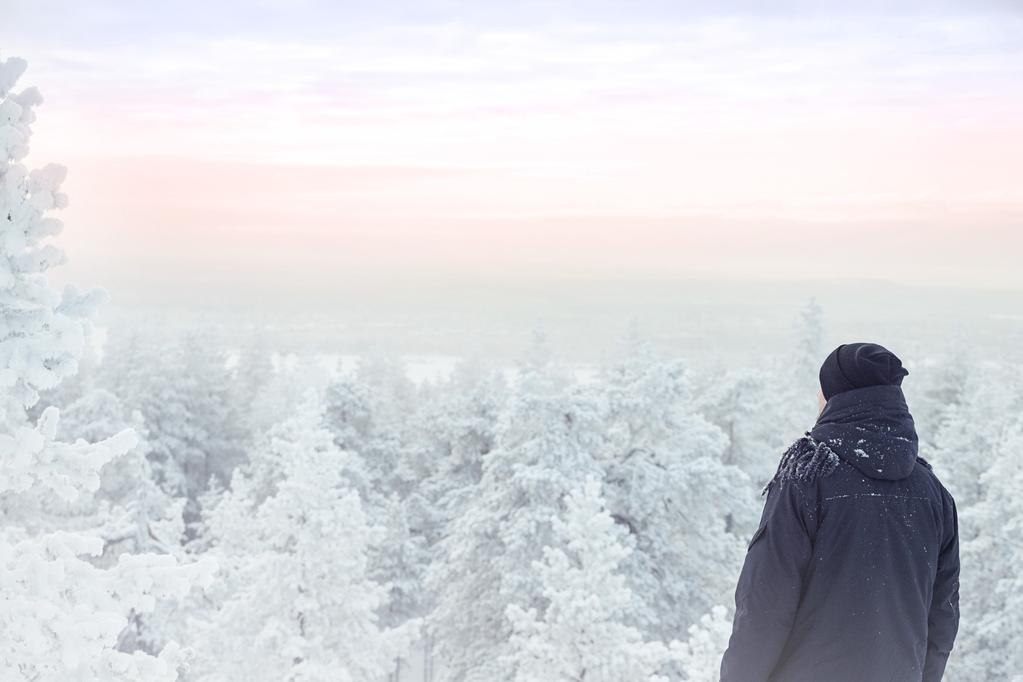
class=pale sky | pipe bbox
[3,0,1022,301]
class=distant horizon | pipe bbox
[52,257,1023,314]
[85,270,1023,368]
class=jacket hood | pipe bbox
[810,384,919,481]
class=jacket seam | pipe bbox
[822,493,935,503]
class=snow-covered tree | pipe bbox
[793,297,824,383]
[909,346,971,449]
[98,329,245,539]
[674,605,733,682]
[415,358,507,552]
[0,55,213,681]
[599,338,754,642]
[780,298,826,430]
[961,423,1023,680]
[245,351,337,436]
[322,372,428,636]
[25,386,187,654]
[406,359,508,678]
[943,407,1023,681]
[191,393,415,681]
[174,332,246,531]
[697,367,787,486]
[427,353,605,681]
[323,374,401,497]
[927,363,1019,509]
[29,313,103,420]
[53,390,183,552]
[227,325,275,437]
[502,478,676,682]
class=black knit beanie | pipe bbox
[818,342,909,400]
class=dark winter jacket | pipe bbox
[720,385,960,682]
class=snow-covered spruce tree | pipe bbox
[673,605,734,682]
[957,422,1023,681]
[191,393,415,682]
[792,297,824,385]
[246,352,333,436]
[173,331,246,537]
[599,336,754,644]
[697,366,787,487]
[926,362,1019,509]
[91,332,199,554]
[322,372,427,631]
[323,362,465,679]
[427,345,605,682]
[29,307,102,420]
[942,401,1023,681]
[908,346,971,450]
[97,329,246,541]
[921,358,1023,681]
[779,298,826,431]
[323,374,392,500]
[502,478,677,682]
[227,325,274,438]
[414,357,507,555]
[47,389,185,562]
[415,357,507,537]
[0,55,213,680]
[20,385,188,655]
[410,358,508,677]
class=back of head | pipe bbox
[818,342,909,401]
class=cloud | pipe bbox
[5,1,1022,290]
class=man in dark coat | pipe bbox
[720,342,960,682]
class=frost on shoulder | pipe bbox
[764,432,840,494]
[0,56,216,681]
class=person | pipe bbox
[720,342,960,682]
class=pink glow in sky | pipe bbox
[3,1,1022,298]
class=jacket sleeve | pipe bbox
[923,493,960,682]
[720,480,818,682]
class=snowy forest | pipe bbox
[3,55,1023,682]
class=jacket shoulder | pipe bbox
[764,432,840,494]
[913,455,950,490]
